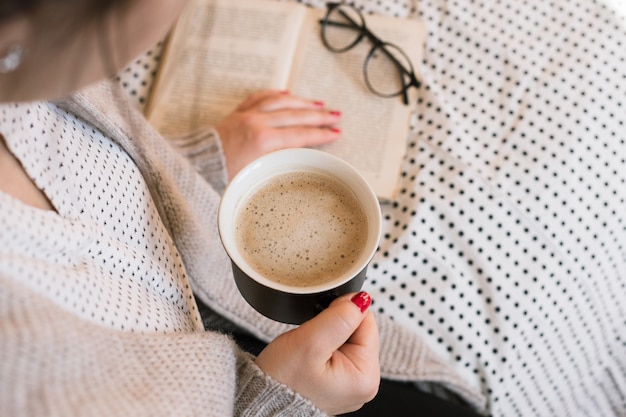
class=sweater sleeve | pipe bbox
[235,353,329,417]
[165,128,230,195]
[0,276,326,417]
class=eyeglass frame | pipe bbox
[319,2,421,105]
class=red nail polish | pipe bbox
[330,127,341,134]
[313,100,325,107]
[330,110,342,116]
[351,292,371,313]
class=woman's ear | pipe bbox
[0,44,25,73]
[0,17,32,101]
[0,15,32,74]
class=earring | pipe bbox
[0,44,25,74]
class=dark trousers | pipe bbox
[196,297,482,417]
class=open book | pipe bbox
[145,0,425,200]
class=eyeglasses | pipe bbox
[320,2,421,105]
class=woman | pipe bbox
[0,0,482,416]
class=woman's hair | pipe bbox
[0,0,125,24]
[0,0,136,102]
[0,0,37,23]
[0,0,132,72]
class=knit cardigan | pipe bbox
[0,80,485,416]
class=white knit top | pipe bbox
[0,101,203,333]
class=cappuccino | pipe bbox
[235,171,368,287]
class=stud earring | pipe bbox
[0,44,25,74]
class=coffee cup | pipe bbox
[218,148,382,324]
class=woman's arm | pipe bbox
[166,90,341,194]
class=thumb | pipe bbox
[297,292,373,357]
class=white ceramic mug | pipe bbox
[218,148,382,324]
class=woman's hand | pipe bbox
[255,292,380,415]
[215,90,342,178]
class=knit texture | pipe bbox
[0,275,323,416]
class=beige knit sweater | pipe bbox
[0,81,485,416]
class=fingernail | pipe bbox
[329,127,341,134]
[313,100,325,107]
[330,110,342,117]
[280,90,289,95]
[351,292,372,313]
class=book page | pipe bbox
[288,9,424,200]
[146,0,306,137]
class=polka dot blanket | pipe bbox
[119,0,626,415]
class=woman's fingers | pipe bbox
[215,90,343,178]
[266,125,340,149]
[235,90,284,111]
[236,89,326,112]
[256,107,341,129]
[255,292,380,415]
[297,293,375,358]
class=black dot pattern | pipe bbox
[120,0,626,415]
[115,42,163,107]
[0,102,202,334]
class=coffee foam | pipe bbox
[235,171,368,287]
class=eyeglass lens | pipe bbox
[322,4,365,52]
[365,42,414,97]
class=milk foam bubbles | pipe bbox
[235,171,368,287]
